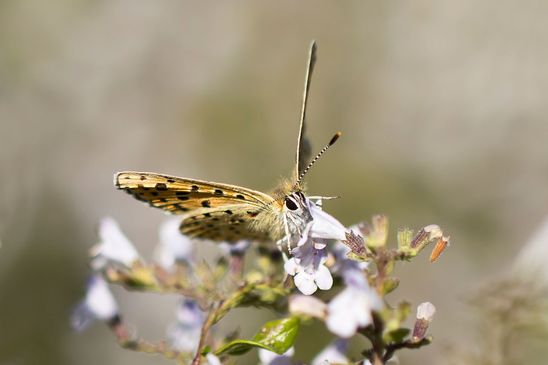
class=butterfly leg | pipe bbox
[282,214,294,256]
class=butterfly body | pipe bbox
[115,42,339,247]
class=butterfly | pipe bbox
[115,41,340,248]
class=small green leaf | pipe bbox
[215,317,300,356]
[382,277,400,295]
[215,339,270,356]
[383,327,410,343]
[396,301,411,322]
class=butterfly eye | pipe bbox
[285,197,299,211]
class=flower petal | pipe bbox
[91,217,140,269]
[71,275,118,331]
[309,204,346,240]
[284,258,299,276]
[314,265,334,290]
[154,219,194,270]
[312,339,349,365]
[294,271,318,295]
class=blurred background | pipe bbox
[2,1,548,364]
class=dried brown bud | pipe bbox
[429,236,450,262]
[412,302,436,341]
[343,231,367,256]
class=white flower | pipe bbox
[416,302,436,321]
[285,224,333,295]
[308,201,347,241]
[71,275,119,331]
[326,269,382,338]
[154,218,194,270]
[312,339,348,365]
[167,298,204,352]
[91,217,140,270]
[259,347,294,365]
[288,294,327,320]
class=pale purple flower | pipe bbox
[326,269,382,338]
[259,347,294,365]
[71,275,119,331]
[285,224,333,295]
[167,298,205,352]
[308,201,347,241]
[312,339,348,365]
[284,200,346,295]
[91,217,140,270]
[154,218,194,270]
[288,294,327,320]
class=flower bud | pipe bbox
[410,224,442,250]
[412,302,436,341]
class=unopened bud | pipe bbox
[410,224,442,249]
[343,231,367,256]
[412,302,436,341]
[368,215,389,248]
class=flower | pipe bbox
[307,201,347,241]
[288,294,327,319]
[312,339,348,365]
[285,224,333,295]
[259,347,294,365]
[154,218,194,270]
[71,275,119,331]
[283,199,347,295]
[412,302,436,341]
[91,217,140,270]
[416,301,436,321]
[167,298,205,352]
[326,269,382,338]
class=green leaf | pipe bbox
[383,327,410,343]
[382,277,400,295]
[215,317,300,356]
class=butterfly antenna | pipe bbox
[296,132,341,184]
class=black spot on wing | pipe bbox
[155,183,168,191]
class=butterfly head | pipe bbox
[282,190,313,237]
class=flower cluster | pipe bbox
[73,210,448,364]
